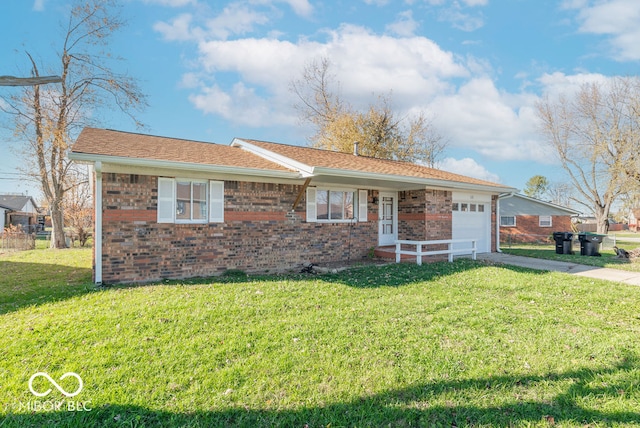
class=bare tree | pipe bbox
[290,58,447,166]
[536,77,640,234]
[1,0,146,248]
[63,166,92,247]
[546,181,575,208]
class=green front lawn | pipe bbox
[1,248,639,427]
[501,243,640,272]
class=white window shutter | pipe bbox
[157,177,175,223]
[306,187,317,222]
[358,190,368,222]
[209,180,225,223]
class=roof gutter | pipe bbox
[68,152,302,180]
[312,167,517,194]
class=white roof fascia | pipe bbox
[231,138,314,177]
[312,167,517,194]
[68,152,302,180]
[500,193,581,215]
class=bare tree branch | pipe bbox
[0,0,147,248]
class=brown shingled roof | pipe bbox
[72,128,294,172]
[238,139,508,189]
[72,128,512,191]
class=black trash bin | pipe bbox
[553,232,573,255]
[578,233,605,256]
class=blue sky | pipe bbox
[2,0,639,200]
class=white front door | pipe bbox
[378,192,397,246]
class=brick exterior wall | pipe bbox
[100,174,382,283]
[98,174,494,283]
[397,189,453,241]
[500,214,572,244]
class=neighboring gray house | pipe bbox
[0,194,39,233]
[499,194,580,243]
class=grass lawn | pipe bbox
[1,248,639,427]
[501,243,640,273]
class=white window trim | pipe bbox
[500,216,516,227]
[209,181,224,223]
[175,178,209,224]
[307,187,367,223]
[539,215,552,227]
[157,177,224,224]
[157,177,175,223]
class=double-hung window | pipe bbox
[539,215,552,227]
[176,180,208,222]
[157,177,224,224]
[317,190,354,220]
[500,216,516,227]
[307,187,368,223]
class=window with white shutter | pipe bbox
[157,178,224,224]
[358,190,368,222]
[157,177,175,223]
[307,187,359,223]
[306,187,317,222]
[209,180,224,223]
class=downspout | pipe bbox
[94,161,103,284]
[496,195,502,253]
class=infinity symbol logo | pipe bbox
[28,372,84,398]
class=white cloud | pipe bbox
[191,24,469,117]
[438,7,484,32]
[537,71,610,98]
[189,82,296,127]
[386,10,420,37]
[32,0,46,11]
[568,0,640,61]
[154,13,198,41]
[430,77,546,162]
[154,5,271,41]
[422,0,488,5]
[423,0,487,32]
[204,4,270,40]
[280,0,313,17]
[438,157,501,183]
[142,0,196,6]
[154,1,629,166]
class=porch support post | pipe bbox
[94,161,103,285]
[292,177,312,211]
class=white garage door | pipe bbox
[452,192,491,253]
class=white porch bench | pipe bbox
[395,239,478,265]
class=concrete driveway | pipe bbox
[478,252,640,287]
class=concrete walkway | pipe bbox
[478,252,640,286]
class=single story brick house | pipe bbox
[498,193,580,243]
[70,127,516,284]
